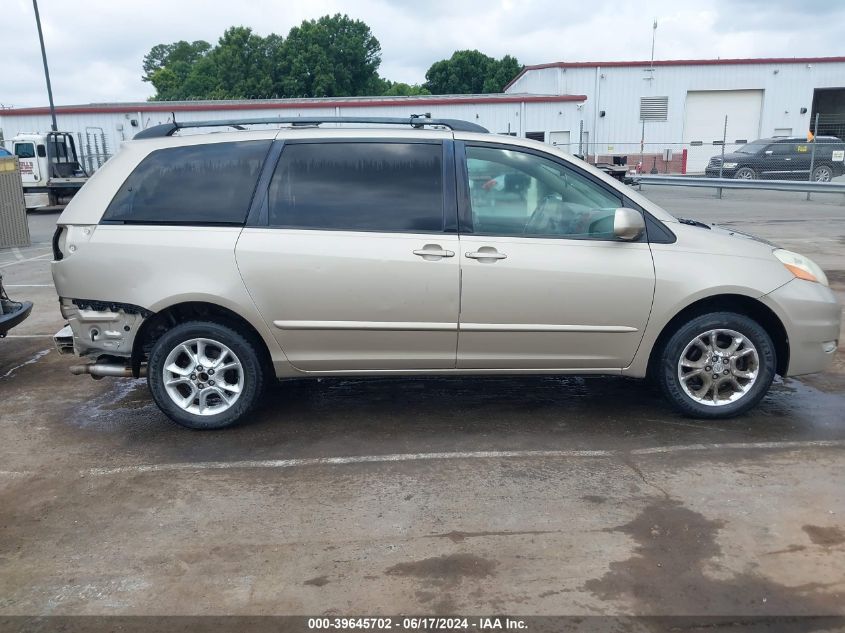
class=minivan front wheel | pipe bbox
[148,321,265,429]
[656,312,776,418]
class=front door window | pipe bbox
[465,146,623,239]
[14,143,35,159]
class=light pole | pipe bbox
[650,19,657,67]
[640,20,657,171]
[32,0,58,132]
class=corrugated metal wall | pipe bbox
[0,100,586,171]
[507,60,845,157]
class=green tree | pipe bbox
[424,50,521,94]
[143,40,211,100]
[380,81,431,96]
[182,27,277,99]
[277,14,382,97]
[482,54,521,93]
[142,40,211,82]
[143,15,384,100]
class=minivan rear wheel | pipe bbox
[148,321,265,429]
[656,312,776,419]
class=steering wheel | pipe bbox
[524,194,576,235]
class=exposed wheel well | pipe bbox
[131,302,272,377]
[647,294,789,378]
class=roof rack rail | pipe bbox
[134,115,489,139]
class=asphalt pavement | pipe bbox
[1,188,843,620]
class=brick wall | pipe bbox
[589,152,687,174]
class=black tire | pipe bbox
[656,312,776,419]
[733,167,757,180]
[147,320,266,430]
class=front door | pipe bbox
[456,143,655,369]
[236,139,460,371]
[13,142,40,184]
[761,142,798,178]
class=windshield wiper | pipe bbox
[677,218,712,229]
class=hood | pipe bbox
[671,219,779,260]
[709,223,777,247]
[708,151,751,163]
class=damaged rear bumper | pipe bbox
[56,298,150,358]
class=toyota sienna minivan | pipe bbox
[51,116,840,429]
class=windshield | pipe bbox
[735,142,768,155]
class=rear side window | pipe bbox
[268,142,443,232]
[103,140,271,224]
[769,143,795,155]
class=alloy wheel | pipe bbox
[813,166,832,182]
[677,328,760,406]
[162,338,244,415]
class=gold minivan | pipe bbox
[51,117,840,429]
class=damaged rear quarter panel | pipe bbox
[51,224,286,366]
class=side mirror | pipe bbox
[613,208,646,241]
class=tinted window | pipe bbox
[769,143,795,155]
[268,142,443,232]
[736,142,768,155]
[103,140,271,224]
[14,143,35,159]
[465,146,622,239]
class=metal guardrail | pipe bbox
[634,175,845,194]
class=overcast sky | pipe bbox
[3,0,843,107]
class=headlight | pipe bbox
[773,249,828,286]
[722,162,738,169]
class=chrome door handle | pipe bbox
[413,245,455,258]
[465,250,507,260]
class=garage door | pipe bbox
[682,90,763,173]
[549,130,571,152]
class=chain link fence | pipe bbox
[547,114,845,184]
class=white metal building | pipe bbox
[2,56,844,174]
[505,56,845,171]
